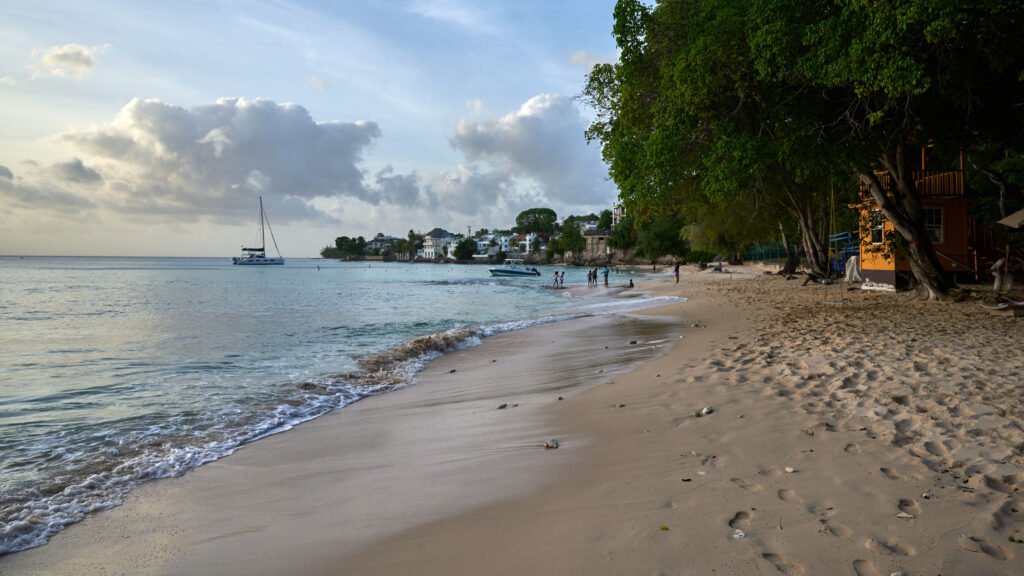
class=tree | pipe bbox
[751,0,1024,298]
[559,222,587,262]
[324,235,367,259]
[585,0,1024,296]
[546,237,562,261]
[515,208,558,234]
[635,216,688,268]
[453,238,477,262]
[597,209,613,231]
[583,0,848,278]
[608,214,636,250]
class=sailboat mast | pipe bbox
[258,196,266,251]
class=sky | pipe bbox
[0,0,620,257]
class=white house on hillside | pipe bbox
[420,228,455,259]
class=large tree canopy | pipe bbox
[584,0,852,277]
[515,208,558,234]
[586,0,1024,298]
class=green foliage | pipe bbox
[586,0,1024,289]
[597,209,613,231]
[453,238,477,261]
[559,222,587,256]
[608,214,637,249]
[583,0,851,276]
[515,208,558,234]
[322,235,367,259]
[635,216,688,261]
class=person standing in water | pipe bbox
[602,266,609,286]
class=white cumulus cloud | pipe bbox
[0,93,614,237]
[449,93,615,207]
[33,44,108,79]
[48,97,384,222]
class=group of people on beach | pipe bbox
[586,267,610,287]
[552,271,565,288]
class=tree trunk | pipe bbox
[859,144,955,300]
[795,202,829,277]
[780,184,830,277]
[779,221,800,275]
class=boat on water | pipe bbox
[233,196,284,265]
[489,259,540,277]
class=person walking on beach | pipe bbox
[603,266,609,286]
[674,262,680,283]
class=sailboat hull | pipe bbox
[233,256,284,265]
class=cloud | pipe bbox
[407,0,498,34]
[51,158,102,184]
[33,44,107,79]
[449,93,615,207]
[308,76,328,92]
[374,166,426,206]
[0,162,95,212]
[47,97,384,222]
[569,50,612,70]
[3,93,613,237]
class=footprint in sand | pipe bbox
[843,443,861,455]
[956,534,1012,561]
[730,477,762,493]
[865,537,915,557]
[761,553,805,575]
[778,489,803,504]
[983,473,1023,494]
[728,510,753,530]
[898,498,921,516]
[879,467,903,481]
[852,559,881,576]
[992,500,1021,531]
[923,440,948,457]
[819,519,852,538]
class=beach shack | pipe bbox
[855,148,1002,289]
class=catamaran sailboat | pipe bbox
[233,196,284,265]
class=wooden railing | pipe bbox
[859,169,965,198]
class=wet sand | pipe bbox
[4,268,1023,575]
[0,310,681,575]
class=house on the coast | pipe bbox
[420,228,455,260]
[855,148,1003,289]
[366,233,401,252]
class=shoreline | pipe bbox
[337,269,1024,575]
[0,296,683,575]
[4,268,1023,575]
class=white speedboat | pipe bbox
[233,196,284,265]
[489,259,540,277]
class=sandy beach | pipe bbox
[3,268,1023,575]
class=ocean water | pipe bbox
[0,257,670,554]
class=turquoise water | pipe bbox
[0,257,664,554]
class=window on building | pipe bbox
[924,207,943,244]
[869,210,884,244]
